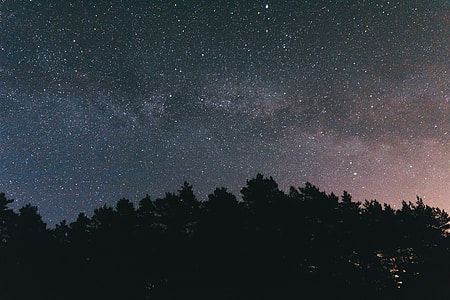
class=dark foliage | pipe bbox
[0,175,449,299]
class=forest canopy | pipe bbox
[0,174,449,299]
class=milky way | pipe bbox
[1,1,449,224]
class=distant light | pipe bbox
[265,4,269,9]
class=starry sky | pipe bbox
[1,1,449,224]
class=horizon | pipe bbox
[4,174,448,225]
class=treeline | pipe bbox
[0,174,449,299]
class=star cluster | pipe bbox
[1,1,448,224]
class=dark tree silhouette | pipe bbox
[0,193,15,247]
[0,175,448,299]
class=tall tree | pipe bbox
[0,193,16,247]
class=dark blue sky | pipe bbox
[1,1,448,224]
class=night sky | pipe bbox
[1,1,449,225]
